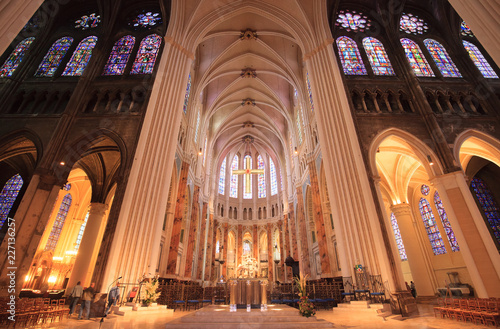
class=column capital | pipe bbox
[88,202,109,215]
[390,203,412,216]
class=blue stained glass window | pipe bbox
[270,158,277,196]
[335,10,370,32]
[471,177,500,246]
[424,39,461,77]
[74,211,89,251]
[419,197,447,255]
[35,37,73,77]
[461,21,474,37]
[130,34,162,75]
[336,36,367,75]
[421,184,430,196]
[0,37,35,77]
[203,137,208,167]
[243,155,252,199]
[131,12,162,28]
[434,192,460,252]
[400,13,428,35]
[390,213,407,261]
[401,38,434,77]
[258,155,266,198]
[75,13,100,30]
[62,36,98,76]
[183,74,192,114]
[45,194,72,251]
[218,157,226,195]
[230,155,238,198]
[103,35,135,75]
[306,72,314,112]
[0,174,23,229]
[462,41,498,79]
[362,37,395,76]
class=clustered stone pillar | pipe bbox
[296,187,311,274]
[253,224,259,261]
[288,203,299,260]
[237,224,243,268]
[166,161,190,275]
[210,219,218,281]
[204,213,214,281]
[222,223,229,277]
[266,223,274,282]
[183,185,200,278]
[67,202,108,290]
[196,203,208,280]
[278,220,284,281]
[308,160,332,276]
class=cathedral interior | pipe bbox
[0,0,499,314]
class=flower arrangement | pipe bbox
[141,275,161,306]
[294,273,316,318]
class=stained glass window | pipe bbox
[74,211,89,251]
[62,183,71,191]
[306,72,314,112]
[336,36,367,75]
[0,37,35,78]
[243,155,252,199]
[400,13,428,35]
[401,38,434,77]
[182,74,192,114]
[62,36,97,76]
[35,37,73,77]
[390,213,407,261]
[419,197,447,255]
[0,174,23,229]
[461,21,474,37]
[45,194,72,251]
[421,184,430,196]
[296,111,303,145]
[130,34,162,75]
[103,36,135,75]
[258,155,266,198]
[270,158,277,196]
[218,157,226,195]
[194,110,200,143]
[131,12,162,28]
[230,155,238,198]
[424,39,461,77]
[471,177,500,246]
[434,191,460,252]
[335,10,370,32]
[462,41,499,79]
[203,137,208,167]
[362,37,395,76]
[75,13,100,30]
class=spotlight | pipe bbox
[427,155,434,166]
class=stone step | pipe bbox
[166,321,334,329]
[183,314,321,323]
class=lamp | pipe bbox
[294,147,298,155]
[198,148,203,156]
[427,155,434,166]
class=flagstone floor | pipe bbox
[28,304,489,329]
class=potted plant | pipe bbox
[294,273,316,318]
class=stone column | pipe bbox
[448,0,500,66]
[237,224,243,267]
[431,172,500,297]
[306,37,393,284]
[253,224,258,261]
[266,223,274,282]
[0,172,62,297]
[210,219,218,281]
[101,34,194,289]
[67,203,108,290]
[296,187,311,274]
[278,220,284,281]
[196,202,208,280]
[184,185,200,278]
[222,222,229,277]
[288,203,299,260]
[308,160,332,276]
[391,204,436,297]
[204,214,214,281]
[166,161,190,275]
[283,214,291,282]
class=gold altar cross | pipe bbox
[232,156,264,194]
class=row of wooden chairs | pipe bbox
[434,298,499,326]
[0,297,69,328]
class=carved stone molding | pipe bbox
[241,98,256,106]
[241,68,257,78]
[242,121,255,128]
[240,29,258,40]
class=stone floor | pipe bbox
[27,304,490,329]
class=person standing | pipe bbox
[105,281,121,316]
[68,281,83,316]
[78,282,95,320]
[410,281,416,298]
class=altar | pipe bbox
[229,279,268,306]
